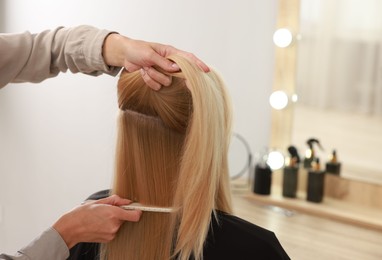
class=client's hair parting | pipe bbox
[102,55,233,260]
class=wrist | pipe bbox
[52,213,80,249]
[102,33,126,67]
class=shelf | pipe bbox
[242,187,382,232]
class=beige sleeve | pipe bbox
[0,25,121,88]
[0,227,69,260]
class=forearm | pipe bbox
[0,227,69,260]
[0,25,121,88]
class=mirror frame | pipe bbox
[269,0,300,187]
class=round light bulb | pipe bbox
[273,28,293,48]
[267,151,285,170]
[269,90,288,110]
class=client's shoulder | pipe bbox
[203,211,290,260]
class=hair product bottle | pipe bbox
[253,162,272,195]
[282,157,299,198]
[325,149,341,175]
[306,158,325,203]
[282,146,300,198]
[303,138,323,169]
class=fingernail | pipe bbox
[140,68,145,76]
[171,63,180,70]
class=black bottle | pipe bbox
[303,149,314,169]
[325,150,341,175]
[303,138,323,169]
[282,157,299,198]
[253,163,272,195]
[307,158,325,203]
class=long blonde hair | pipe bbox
[102,55,233,260]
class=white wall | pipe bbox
[0,1,4,32]
[0,0,278,253]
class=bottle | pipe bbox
[282,157,299,198]
[253,162,272,195]
[303,138,324,169]
[307,158,325,203]
[303,148,314,169]
[325,149,341,175]
[282,145,300,198]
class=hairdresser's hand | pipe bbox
[102,33,210,90]
[53,195,141,249]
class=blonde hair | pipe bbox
[102,55,233,260]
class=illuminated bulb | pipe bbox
[269,90,288,110]
[273,28,293,48]
[267,151,285,170]
[291,94,298,103]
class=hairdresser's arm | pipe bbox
[0,25,120,88]
[0,25,209,90]
[0,195,141,260]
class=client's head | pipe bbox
[104,55,233,260]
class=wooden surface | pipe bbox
[232,190,382,260]
[243,188,382,232]
[324,174,382,209]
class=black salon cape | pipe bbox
[68,190,290,260]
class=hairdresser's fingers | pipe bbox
[94,194,132,207]
[152,43,210,73]
[140,68,161,90]
[94,195,142,221]
[143,67,172,87]
[147,47,181,72]
[123,59,174,89]
[124,63,141,73]
[175,51,210,73]
[114,207,142,222]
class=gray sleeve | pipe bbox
[0,25,121,88]
[0,227,69,260]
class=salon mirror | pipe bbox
[228,133,252,181]
[272,0,382,185]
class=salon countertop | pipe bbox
[232,188,382,260]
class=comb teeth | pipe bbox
[121,202,173,213]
